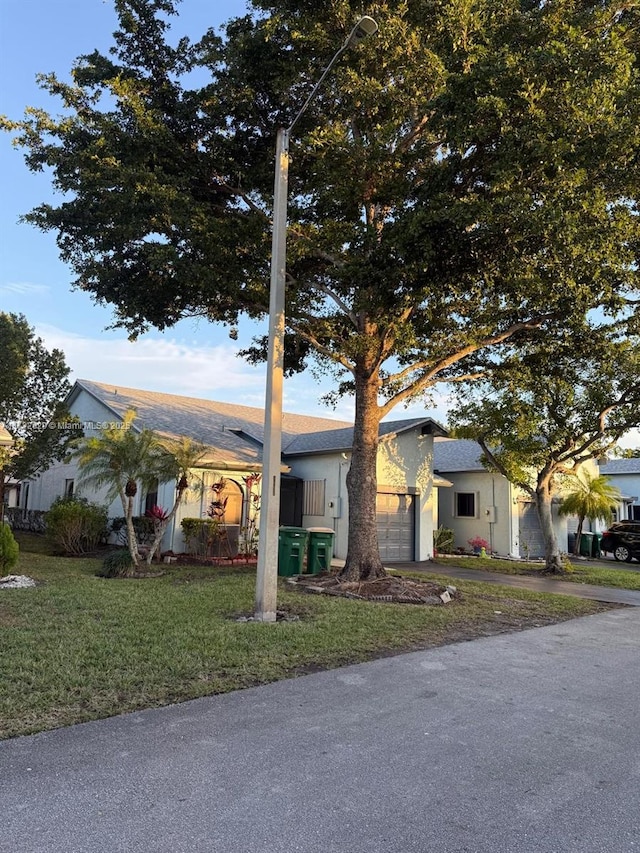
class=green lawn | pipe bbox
[0,536,616,739]
[437,555,640,590]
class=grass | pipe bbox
[438,554,640,590]
[0,534,618,740]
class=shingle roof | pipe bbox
[284,416,447,456]
[433,438,485,472]
[72,380,446,467]
[72,380,352,468]
[600,459,640,475]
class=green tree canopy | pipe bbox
[450,327,640,571]
[4,0,639,578]
[0,313,77,515]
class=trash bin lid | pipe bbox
[305,527,335,533]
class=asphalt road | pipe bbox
[2,608,640,852]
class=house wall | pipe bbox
[376,430,437,561]
[601,473,640,523]
[25,392,123,514]
[287,452,348,557]
[437,472,519,557]
[4,483,20,509]
[23,392,179,548]
[288,430,439,562]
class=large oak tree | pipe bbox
[4,0,639,578]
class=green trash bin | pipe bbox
[579,532,594,558]
[592,532,603,558]
[306,527,335,575]
[277,527,309,577]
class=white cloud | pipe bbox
[34,324,266,400]
[31,323,360,421]
[1,281,50,296]
[618,428,640,450]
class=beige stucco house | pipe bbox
[433,438,599,559]
[23,380,449,562]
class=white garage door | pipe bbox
[376,493,415,562]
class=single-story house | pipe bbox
[23,379,449,562]
[433,438,595,559]
[598,458,640,522]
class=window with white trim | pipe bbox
[455,492,477,518]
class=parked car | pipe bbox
[600,521,640,562]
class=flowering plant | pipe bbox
[240,473,261,557]
[468,536,489,550]
[145,504,169,522]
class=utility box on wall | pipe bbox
[484,506,497,523]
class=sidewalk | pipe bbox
[387,560,640,606]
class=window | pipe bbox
[143,479,158,515]
[455,492,477,518]
[64,479,75,499]
[303,480,326,517]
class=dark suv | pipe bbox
[600,521,640,562]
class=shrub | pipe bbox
[0,523,20,573]
[110,516,155,545]
[97,549,134,578]
[46,497,109,556]
[180,517,235,557]
[433,526,454,554]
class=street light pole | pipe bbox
[255,17,378,621]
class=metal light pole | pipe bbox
[255,16,379,621]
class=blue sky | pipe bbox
[0,1,637,448]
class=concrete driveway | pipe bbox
[2,608,640,852]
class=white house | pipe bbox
[23,380,449,562]
[433,438,596,559]
[599,458,640,522]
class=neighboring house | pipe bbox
[24,380,448,562]
[598,458,640,522]
[0,425,20,510]
[433,438,596,559]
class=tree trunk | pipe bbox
[573,513,585,557]
[125,495,141,571]
[339,364,386,581]
[535,481,565,573]
[146,488,184,566]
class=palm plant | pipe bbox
[559,472,621,556]
[74,411,207,570]
[143,436,208,565]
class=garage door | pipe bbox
[376,493,415,562]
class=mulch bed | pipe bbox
[289,573,459,605]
